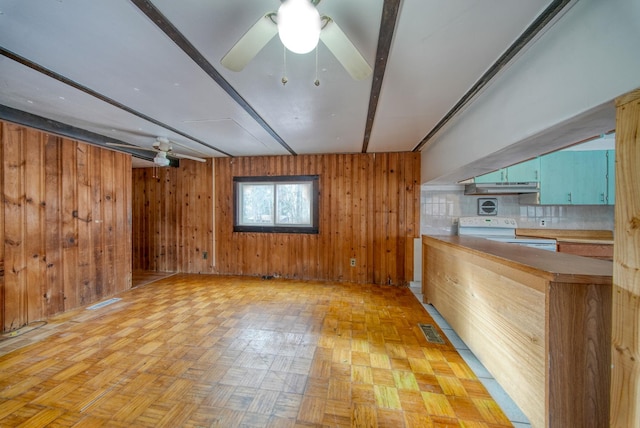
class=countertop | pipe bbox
[423,235,612,284]
[516,228,613,244]
[554,238,614,245]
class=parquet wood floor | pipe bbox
[132,270,176,288]
[0,275,512,427]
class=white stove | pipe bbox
[458,217,557,251]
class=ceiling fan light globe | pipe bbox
[277,0,321,54]
[153,152,171,167]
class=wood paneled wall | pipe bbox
[214,153,420,285]
[132,159,214,274]
[611,89,640,427]
[0,121,132,332]
[132,167,178,272]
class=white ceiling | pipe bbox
[0,0,555,167]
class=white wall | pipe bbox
[421,0,640,184]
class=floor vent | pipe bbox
[87,298,122,310]
[418,323,446,344]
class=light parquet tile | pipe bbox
[0,274,512,427]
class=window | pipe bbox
[233,175,319,233]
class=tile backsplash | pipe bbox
[420,185,614,236]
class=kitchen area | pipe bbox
[420,135,615,242]
[416,136,616,427]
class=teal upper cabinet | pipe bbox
[539,150,609,205]
[506,157,540,182]
[474,158,540,183]
[474,169,505,183]
[473,136,615,205]
[607,150,615,204]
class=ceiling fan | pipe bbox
[107,137,207,166]
[221,0,372,80]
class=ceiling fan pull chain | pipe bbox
[281,45,288,86]
[314,45,320,86]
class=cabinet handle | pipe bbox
[600,193,605,203]
[501,170,505,182]
[568,192,572,203]
[535,170,538,180]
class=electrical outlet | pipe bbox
[539,219,547,227]
[350,258,356,267]
[202,251,208,259]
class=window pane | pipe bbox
[276,183,311,225]
[233,175,318,234]
[240,184,274,225]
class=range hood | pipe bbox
[464,182,539,195]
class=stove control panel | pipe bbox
[458,217,518,229]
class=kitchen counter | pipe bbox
[516,227,613,241]
[422,234,611,428]
[554,237,614,244]
[424,235,612,284]
[516,228,614,259]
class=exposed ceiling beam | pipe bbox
[0,46,231,157]
[130,0,297,156]
[412,0,575,153]
[361,0,402,153]
[0,104,181,167]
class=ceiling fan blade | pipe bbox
[320,17,372,80]
[221,13,278,72]
[106,142,157,152]
[171,153,207,163]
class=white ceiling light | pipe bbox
[277,0,321,54]
[153,151,170,167]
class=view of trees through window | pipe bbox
[240,184,274,225]
[277,184,311,225]
[234,175,319,233]
[240,183,311,226]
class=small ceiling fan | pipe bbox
[107,137,207,166]
[221,0,372,80]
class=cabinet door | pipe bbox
[571,151,607,204]
[540,151,607,204]
[540,151,575,204]
[506,158,540,182]
[607,150,615,205]
[474,169,505,183]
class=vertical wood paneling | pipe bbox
[61,137,78,310]
[91,145,104,299]
[24,129,45,322]
[163,168,177,272]
[131,160,214,274]
[44,135,63,316]
[212,153,419,285]
[3,126,26,330]
[132,168,170,272]
[611,89,640,427]
[148,168,158,270]
[120,153,132,291]
[0,121,132,332]
[364,154,375,284]
[0,123,4,330]
[76,142,92,305]
[130,153,419,284]
[177,160,213,274]
[101,149,115,296]
[218,160,232,273]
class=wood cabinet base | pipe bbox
[422,235,612,428]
